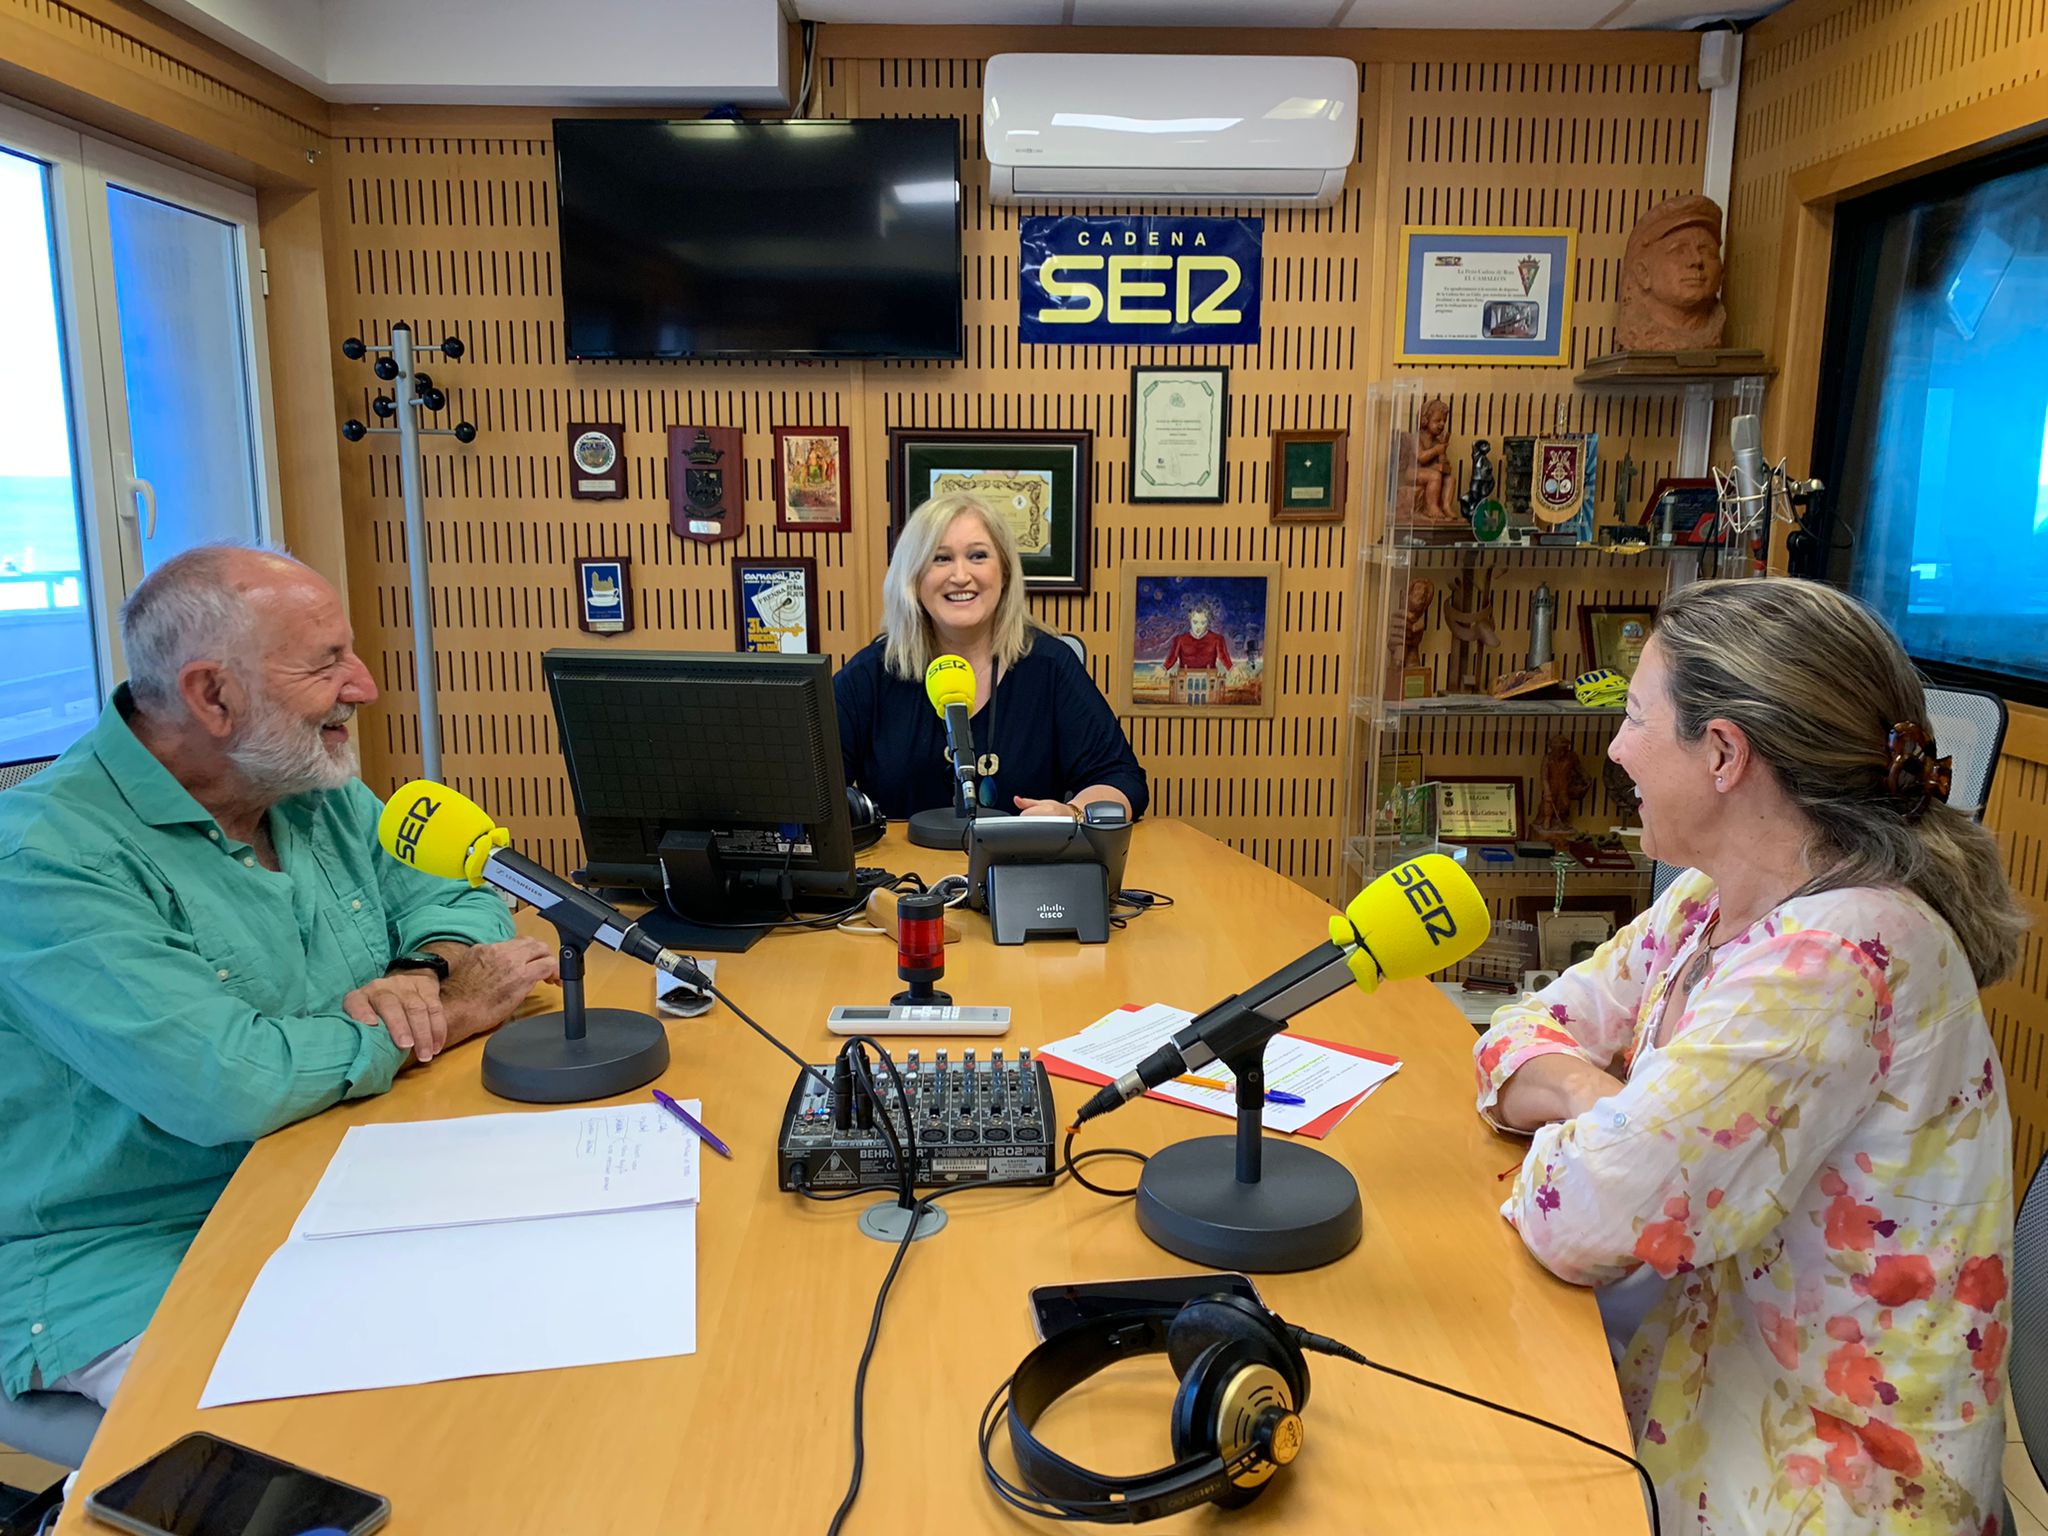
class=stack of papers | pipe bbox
[201,1104,702,1408]
[1037,1004,1401,1139]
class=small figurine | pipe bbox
[1529,582,1556,668]
[1604,757,1640,830]
[1459,440,1497,526]
[1444,569,1500,693]
[1410,397,1459,525]
[1610,447,1641,528]
[1535,736,1594,841]
[1384,577,1433,696]
[1616,194,1727,352]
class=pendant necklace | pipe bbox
[975,664,1001,806]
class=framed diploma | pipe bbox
[1395,227,1576,366]
[1130,365,1229,504]
[733,558,820,655]
[1431,776,1523,843]
[886,428,1092,595]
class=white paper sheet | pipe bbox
[298,1104,699,1239]
[1038,1004,1401,1135]
[199,1206,697,1407]
[201,1103,706,1406]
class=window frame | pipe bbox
[1807,130,2048,710]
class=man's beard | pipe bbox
[228,691,359,797]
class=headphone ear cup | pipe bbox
[1168,1340,1270,1511]
[1167,1294,1310,1410]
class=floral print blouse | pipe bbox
[1474,871,2011,1534]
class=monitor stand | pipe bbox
[634,902,772,955]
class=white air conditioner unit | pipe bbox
[985,54,1357,208]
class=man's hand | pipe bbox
[438,939,560,1048]
[342,972,449,1062]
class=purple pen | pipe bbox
[651,1088,733,1159]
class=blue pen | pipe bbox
[651,1088,733,1159]
[1265,1090,1307,1106]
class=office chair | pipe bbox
[1058,633,1086,666]
[0,758,56,794]
[1649,686,2007,908]
[0,1386,101,1472]
[2007,1151,2048,1534]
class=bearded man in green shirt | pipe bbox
[0,546,556,1412]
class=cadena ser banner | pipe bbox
[1019,216,1262,346]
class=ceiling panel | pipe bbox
[792,0,1785,27]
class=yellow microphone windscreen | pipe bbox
[376,780,508,887]
[1327,853,1490,993]
[924,654,976,715]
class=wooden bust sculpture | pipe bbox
[1615,194,1727,351]
[1411,396,1459,525]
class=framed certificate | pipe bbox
[1130,365,1229,504]
[1395,227,1576,366]
[887,428,1092,595]
[1432,776,1523,843]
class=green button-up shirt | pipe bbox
[0,690,513,1396]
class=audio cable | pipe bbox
[797,1040,1147,1536]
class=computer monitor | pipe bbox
[542,649,862,940]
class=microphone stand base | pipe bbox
[481,1008,671,1103]
[908,804,988,850]
[1135,1136,1362,1272]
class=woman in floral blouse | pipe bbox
[1474,579,2026,1534]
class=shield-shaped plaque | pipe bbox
[1532,436,1585,525]
[667,424,745,544]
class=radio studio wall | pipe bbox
[327,37,1711,901]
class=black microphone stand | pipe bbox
[908,703,992,850]
[1133,996,1364,1272]
[481,923,671,1105]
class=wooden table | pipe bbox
[59,821,1645,1533]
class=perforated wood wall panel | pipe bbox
[1726,0,2048,354]
[1723,0,2048,1179]
[1988,720,2048,1181]
[330,41,1711,899]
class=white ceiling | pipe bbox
[151,0,1785,108]
[792,0,1785,29]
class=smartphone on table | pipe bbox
[84,1432,388,1536]
[1028,1272,1263,1340]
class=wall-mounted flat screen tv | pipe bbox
[554,118,963,361]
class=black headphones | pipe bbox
[983,1293,1313,1524]
[846,786,886,852]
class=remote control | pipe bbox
[827,1004,1011,1036]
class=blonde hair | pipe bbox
[1653,578,2025,987]
[881,492,1040,680]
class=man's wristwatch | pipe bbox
[385,952,451,982]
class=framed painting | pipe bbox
[887,428,1092,595]
[773,425,851,532]
[1115,564,1281,719]
[732,557,820,655]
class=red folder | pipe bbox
[1036,1004,1401,1141]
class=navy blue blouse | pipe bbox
[833,631,1149,821]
